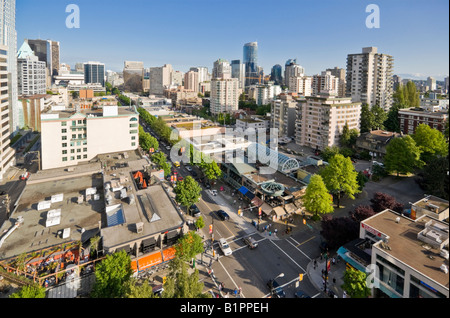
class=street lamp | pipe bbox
[274,272,284,280]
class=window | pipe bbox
[70,149,75,154]
[62,136,67,140]
[62,157,68,162]
[70,156,75,161]
[62,129,67,133]
[77,155,81,160]
[62,150,67,155]
[61,121,67,126]
[83,154,87,159]
[62,143,67,148]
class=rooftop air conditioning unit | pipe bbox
[440,264,448,274]
[440,249,449,260]
[395,217,400,223]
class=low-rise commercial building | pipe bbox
[398,107,448,135]
[338,209,449,298]
[40,105,139,170]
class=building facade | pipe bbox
[231,60,245,89]
[150,64,173,95]
[271,94,297,138]
[184,70,199,92]
[123,61,144,92]
[17,41,46,96]
[212,58,231,80]
[284,59,304,87]
[270,64,283,86]
[326,67,346,97]
[312,71,340,96]
[40,105,139,170]
[295,94,361,150]
[346,47,394,110]
[289,76,312,96]
[243,42,258,86]
[398,107,448,135]
[26,39,59,87]
[0,45,15,180]
[84,61,105,87]
[210,78,239,115]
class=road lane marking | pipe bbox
[269,240,306,272]
[287,237,312,261]
[218,258,245,298]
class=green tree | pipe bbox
[162,257,210,298]
[195,216,206,230]
[124,279,158,298]
[174,176,202,209]
[412,124,448,163]
[417,156,449,200]
[91,250,133,298]
[320,154,360,208]
[384,104,401,132]
[340,122,351,147]
[201,160,222,182]
[175,231,204,262]
[384,135,422,177]
[302,174,334,219]
[341,267,371,298]
[9,284,46,298]
[371,104,387,130]
[360,103,374,133]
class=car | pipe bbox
[373,161,384,167]
[20,172,31,180]
[189,204,201,217]
[216,210,229,221]
[185,166,193,172]
[210,189,217,196]
[219,238,232,256]
[243,236,258,249]
[174,161,180,168]
[204,183,211,189]
[152,284,164,297]
[267,279,286,298]
[294,290,311,298]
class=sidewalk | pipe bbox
[306,254,348,298]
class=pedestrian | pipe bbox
[238,286,242,295]
[332,257,336,265]
[234,288,238,297]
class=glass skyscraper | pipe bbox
[243,42,258,86]
[84,62,106,87]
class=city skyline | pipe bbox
[15,0,450,80]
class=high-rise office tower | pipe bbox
[427,76,436,91]
[123,61,144,92]
[231,60,245,89]
[270,64,283,86]
[346,47,394,110]
[190,67,209,83]
[17,41,46,95]
[26,39,60,87]
[1,0,19,135]
[212,59,231,79]
[0,45,15,180]
[84,61,105,87]
[243,42,258,86]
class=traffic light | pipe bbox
[299,273,303,281]
[258,207,262,216]
[209,224,213,234]
[303,219,306,225]
[238,209,242,216]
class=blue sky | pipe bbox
[16,0,449,80]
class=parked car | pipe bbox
[185,166,193,172]
[210,189,217,196]
[219,238,232,256]
[189,204,201,217]
[267,279,286,298]
[243,236,258,249]
[216,210,229,221]
[174,161,180,168]
[294,290,311,298]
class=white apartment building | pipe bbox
[184,70,199,92]
[289,76,312,96]
[427,76,437,91]
[0,45,15,180]
[346,47,394,110]
[284,59,304,87]
[295,94,361,150]
[338,209,449,298]
[40,105,139,170]
[312,71,340,96]
[190,66,209,83]
[17,41,46,96]
[235,117,268,132]
[271,94,297,138]
[210,78,239,115]
[248,82,282,105]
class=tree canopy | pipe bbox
[384,135,422,176]
[319,154,360,208]
[302,174,334,219]
[341,267,371,298]
[412,123,448,163]
[174,176,202,209]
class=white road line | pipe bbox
[218,258,245,298]
[269,240,306,272]
[312,292,321,298]
[287,237,312,261]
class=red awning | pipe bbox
[138,251,162,271]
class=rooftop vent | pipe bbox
[440,264,448,274]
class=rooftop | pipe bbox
[363,210,449,290]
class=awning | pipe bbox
[131,260,138,273]
[273,206,286,217]
[260,203,273,215]
[163,247,176,262]
[238,186,249,195]
[138,251,162,271]
[284,203,296,214]
[251,196,264,207]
